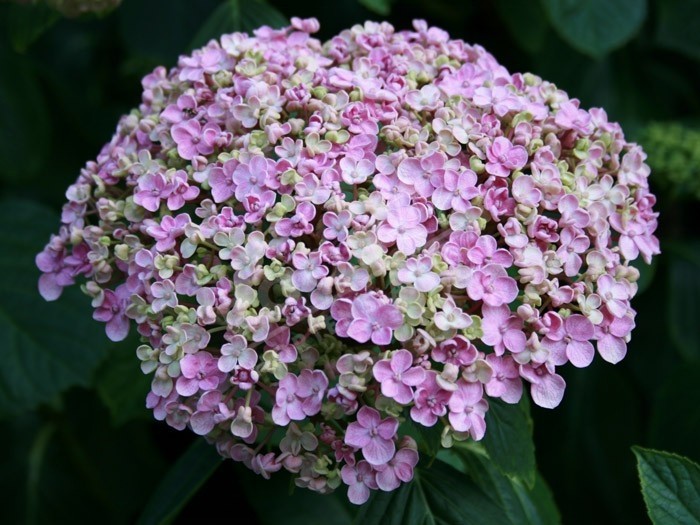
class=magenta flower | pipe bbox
[345,406,398,466]
[373,350,426,404]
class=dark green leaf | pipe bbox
[540,0,647,58]
[358,0,393,16]
[482,396,536,487]
[137,438,222,525]
[237,467,353,525]
[0,200,109,418]
[96,335,152,426]
[4,2,59,53]
[634,446,700,524]
[667,241,700,361]
[190,0,288,50]
[494,0,549,54]
[656,0,700,61]
[0,43,50,182]
[446,445,560,525]
[353,459,509,525]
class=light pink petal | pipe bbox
[363,437,396,466]
[530,373,566,409]
[391,350,413,373]
[348,319,372,343]
[347,482,371,505]
[403,367,426,386]
[567,340,594,368]
[597,334,627,364]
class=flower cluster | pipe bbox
[37,18,659,504]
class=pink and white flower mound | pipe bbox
[37,18,659,504]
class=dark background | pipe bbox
[1,0,699,523]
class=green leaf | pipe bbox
[0,43,50,182]
[494,0,549,54]
[137,439,222,525]
[190,0,288,50]
[0,200,109,418]
[540,0,647,58]
[667,241,700,361]
[634,447,700,524]
[656,0,700,62]
[358,0,393,16]
[3,2,59,53]
[353,459,509,525]
[482,396,536,487]
[440,445,560,525]
[95,335,152,426]
[237,467,353,525]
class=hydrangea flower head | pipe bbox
[37,17,659,504]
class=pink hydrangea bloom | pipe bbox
[37,17,660,504]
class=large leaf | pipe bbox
[667,241,700,362]
[634,447,700,524]
[189,0,288,50]
[137,438,222,525]
[0,392,166,525]
[494,0,549,54]
[540,0,647,58]
[482,395,536,487]
[2,2,59,53]
[96,335,152,426]
[0,200,109,418]
[353,459,509,525]
[358,0,394,16]
[0,43,50,183]
[441,445,560,525]
[237,467,353,525]
[656,0,700,62]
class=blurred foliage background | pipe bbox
[1,0,699,523]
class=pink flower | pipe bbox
[448,381,488,440]
[176,352,225,396]
[341,461,378,504]
[541,314,596,368]
[485,137,528,177]
[519,362,566,409]
[481,304,527,355]
[134,173,174,212]
[373,350,426,404]
[92,286,130,341]
[377,200,428,256]
[466,264,519,306]
[595,310,635,364]
[484,355,523,403]
[410,371,450,426]
[171,119,215,160]
[397,255,440,292]
[345,406,398,466]
[375,447,419,491]
[336,293,403,346]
